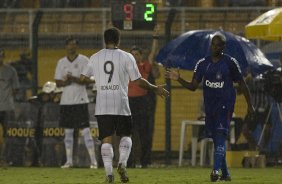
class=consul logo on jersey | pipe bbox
[205,80,224,88]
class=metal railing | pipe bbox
[0,7,272,49]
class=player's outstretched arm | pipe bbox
[165,68,198,91]
[155,84,170,98]
[133,78,169,98]
[148,25,160,64]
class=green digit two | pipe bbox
[144,4,155,22]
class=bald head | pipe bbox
[211,33,226,57]
[212,32,226,44]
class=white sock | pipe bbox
[82,127,97,165]
[101,143,114,176]
[118,136,132,167]
[64,128,74,165]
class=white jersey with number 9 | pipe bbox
[82,48,141,116]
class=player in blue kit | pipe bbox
[165,32,255,182]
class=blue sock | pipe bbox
[212,133,227,172]
[221,154,230,176]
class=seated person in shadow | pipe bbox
[240,73,271,151]
[28,81,63,166]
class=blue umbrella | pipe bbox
[156,30,273,76]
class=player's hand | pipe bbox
[64,78,72,86]
[155,84,169,98]
[67,74,81,84]
[63,74,73,86]
[165,68,180,81]
[66,73,74,81]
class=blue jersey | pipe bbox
[193,54,243,116]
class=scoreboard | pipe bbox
[111,2,157,30]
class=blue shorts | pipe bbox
[205,105,233,138]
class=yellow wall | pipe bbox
[4,49,20,63]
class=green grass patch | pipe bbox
[0,167,282,183]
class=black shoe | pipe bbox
[220,175,231,181]
[105,175,114,183]
[117,163,129,183]
[210,170,219,182]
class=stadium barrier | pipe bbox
[5,102,100,167]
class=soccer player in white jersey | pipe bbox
[54,37,98,169]
[80,27,169,183]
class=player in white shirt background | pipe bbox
[80,27,169,183]
[54,37,97,169]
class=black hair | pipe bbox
[104,27,120,45]
[65,36,79,45]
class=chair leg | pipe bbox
[200,139,207,166]
[178,122,187,166]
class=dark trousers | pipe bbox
[128,95,150,167]
[146,91,157,165]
